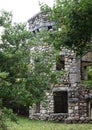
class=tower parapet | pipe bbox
[28,12,55,33]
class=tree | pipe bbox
[40,0,92,55]
[29,30,65,104]
[0,11,33,117]
[0,11,64,116]
[40,0,92,89]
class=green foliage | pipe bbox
[0,11,32,110]
[0,9,65,130]
[29,30,65,104]
[82,66,92,88]
[40,0,92,55]
[0,11,65,113]
[87,66,92,80]
[0,10,32,129]
[0,106,17,130]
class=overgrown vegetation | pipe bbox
[41,0,92,55]
[40,0,92,88]
[0,11,64,130]
[82,66,92,88]
[0,0,92,129]
[0,107,17,130]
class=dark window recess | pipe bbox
[90,102,92,118]
[33,30,36,35]
[81,61,87,80]
[54,91,68,113]
[37,29,39,32]
[35,102,40,113]
[48,26,52,30]
[56,55,65,70]
[34,58,42,73]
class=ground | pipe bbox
[6,116,92,130]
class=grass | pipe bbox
[6,116,92,130]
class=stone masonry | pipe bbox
[28,12,92,123]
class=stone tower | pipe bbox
[28,12,92,123]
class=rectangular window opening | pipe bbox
[35,102,40,113]
[56,55,65,70]
[54,91,68,113]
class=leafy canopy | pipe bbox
[0,11,64,110]
[0,11,32,109]
[41,0,92,55]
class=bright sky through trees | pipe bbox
[0,0,54,23]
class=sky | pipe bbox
[0,0,54,23]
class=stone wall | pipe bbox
[28,12,55,32]
[28,12,92,123]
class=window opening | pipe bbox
[54,91,68,113]
[33,30,36,35]
[56,55,65,70]
[35,102,40,113]
[81,62,92,80]
[48,26,52,30]
[37,29,39,32]
[90,101,92,119]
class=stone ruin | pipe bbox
[28,12,92,123]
